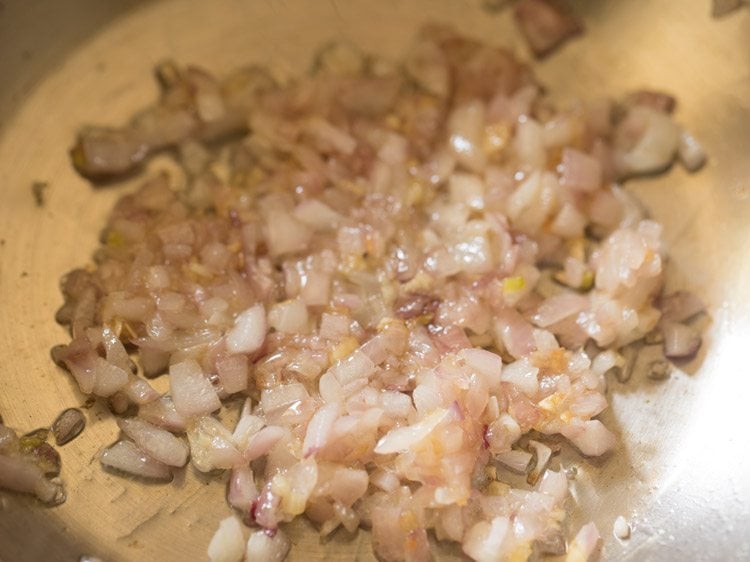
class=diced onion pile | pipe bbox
[43,25,709,562]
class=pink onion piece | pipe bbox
[528,440,553,485]
[187,416,243,472]
[625,90,676,114]
[538,469,568,503]
[226,304,266,354]
[327,350,376,386]
[561,420,616,457]
[268,299,308,335]
[302,402,340,458]
[533,293,589,328]
[138,396,188,432]
[662,322,702,360]
[496,449,533,473]
[243,426,286,462]
[463,517,511,562]
[207,516,245,562]
[92,357,129,397]
[659,290,706,323]
[228,466,258,512]
[117,418,189,467]
[566,522,601,562]
[215,355,249,395]
[100,440,172,481]
[123,375,160,405]
[559,148,602,193]
[245,528,290,562]
[0,454,65,504]
[375,408,448,455]
[514,0,583,58]
[169,359,221,418]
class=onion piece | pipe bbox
[677,128,706,172]
[138,396,188,432]
[100,440,172,481]
[514,0,583,58]
[566,522,601,562]
[462,516,511,562]
[123,375,160,405]
[207,516,246,562]
[226,304,266,354]
[244,426,286,462]
[659,290,706,323]
[327,350,376,386]
[0,454,65,504]
[117,418,189,467]
[496,449,533,473]
[169,360,221,418]
[662,322,702,360]
[560,420,616,457]
[533,293,589,328]
[268,299,308,334]
[615,106,680,175]
[228,466,258,512]
[527,440,553,485]
[215,355,249,395]
[292,199,343,231]
[92,358,129,397]
[613,515,631,540]
[245,528,291,562]
[559,148,602,193]
[302,403,340,458]
[187,416,243,472]
[374,408,448,455]
[538,469,568,503]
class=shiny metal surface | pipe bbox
[0,1,748,560]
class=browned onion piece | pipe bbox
[625,90,677,114]
[662,322,702,360]
[659,290,706,323]
[514,0,583,58]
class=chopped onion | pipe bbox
[514,0,583,57]
[138,396,188,432]
[561,420,616,457]
[302,402,339,457]
[228,466,258,512]
[207,516,245,562]
[559,148,602,193]
[659,290,705,323]
[528,440,553,485]
[244,426,286,462]
[613,515,631,540]
[662,322,701,360]
[268,299,308,334]
[215,355,249,394]
[566,522,601,562]
[226,304,266,355]
[52,25,707,562]
[374,408,448,454]
[245,528,291,562]
[0,454,65,504]
[496,449,533,473]
[187,416,243,472]
[169,360,222,418]
[100,440,172,481]
[462,516,510,562]
[117,418,189,467]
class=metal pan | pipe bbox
[0,0,748,560]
